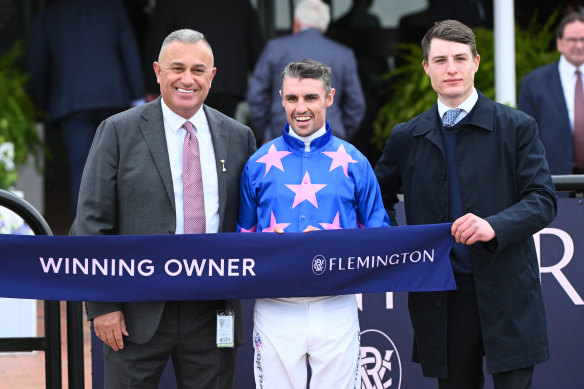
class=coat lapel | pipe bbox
[139,99,175,210]
[547,64,571,129]
[204,105,229,229]
[414,105,445,155]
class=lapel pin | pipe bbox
[220,160,227,172]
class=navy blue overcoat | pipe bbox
[375,91,558,377]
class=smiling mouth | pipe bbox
[177,88,194,94]
[294,115,312,123]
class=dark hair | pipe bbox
[281,59,332,95]
[557,12,584,39]
[421,19,478,62]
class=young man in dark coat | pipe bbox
[375,19,557,389]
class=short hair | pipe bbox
[557,12,584,39]
[281,59,332,96]
[158,29,214,63]
[421,20,478,62]
[294,0,330,32]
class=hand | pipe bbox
[451,213,495,245]
[302,225,319,233]
[272,225,285,234]
[93,311,129,351]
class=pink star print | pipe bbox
[320,212,342,230]
[286,172,326,208]
[240,225,257,232]
[323,144,357,177]
[256,145,292,177]
[263,212,290,232]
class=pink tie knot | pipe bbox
[183,121,195,135]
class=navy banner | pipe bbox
[0,224,455,301]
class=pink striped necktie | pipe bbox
[574,70,584,170]
[182,121,206,234]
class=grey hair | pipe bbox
[281,59,332,95]
[158,29,213,63]
[294,0,330,32]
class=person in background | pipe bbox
[519,12,584,175]
[375,19,557,389]
[29,0,146,216]
[72,29,256,388]
[238,59,390,388]
[246,0,365,143]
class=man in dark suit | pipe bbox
[71,29,256,388]
[518,12,584,175]
[28,0,146,215]
[246,0,365,143]
[375,20,557,389]
[143,0,264,119]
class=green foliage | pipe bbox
[372,13,561,148]
[0,41,46,189]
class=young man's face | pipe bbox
[153,41,216,119]
[280,77,335,137]
[423,38,480,108]
[557,21,584,67]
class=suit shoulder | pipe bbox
[522,62,558,83]
[492,99,537,127]
[392,108,435,135]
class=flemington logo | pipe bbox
[310,250,436,276]
[360,329,402,388]
[312,255,326,275]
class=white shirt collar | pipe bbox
[288,125,327,152]
[559,55,583,78]
[160,98,207,134]
[437,88,478,118]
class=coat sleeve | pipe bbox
[374,126,404,226]
[115,0,146,102]
[355,157,391,228]
[71,118,120,236]
[340,50,366,140]
[484,114,557,250]
[517,74,536,118]
[246,43,275,141]
[70,117,124,320]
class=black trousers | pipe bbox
[437,291,534,389]
[103,301,237,389]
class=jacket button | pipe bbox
[441,171,446,180]
[435,299,443,307]
[438,215,444,222]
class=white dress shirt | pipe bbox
[161,99,219,234]
[437,88,479,126]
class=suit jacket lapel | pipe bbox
[139,99,175,210]
[548,64,571,128]
[204,105,229,230]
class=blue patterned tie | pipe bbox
[443,108,462,128]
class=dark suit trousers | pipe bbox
[438,291,534,389]
[103,301,237,389]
